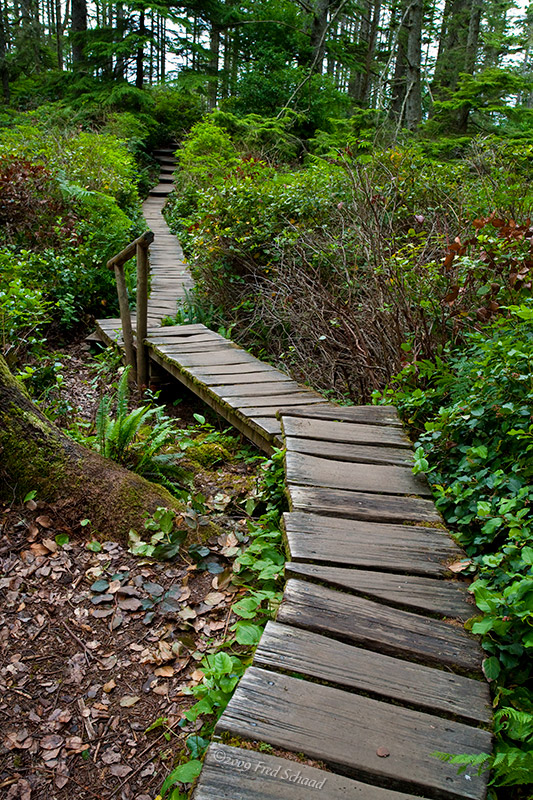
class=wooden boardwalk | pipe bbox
[95,155,493,800]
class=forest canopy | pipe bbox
[1,0,533,136]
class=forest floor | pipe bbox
[0,338,263,800]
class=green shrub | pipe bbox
[379,305,533,791]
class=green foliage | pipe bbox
[0,250,50,356]
[78,367,185,485]
[379,304,533,790]
[167,131,533,402]
[128,508,187,560]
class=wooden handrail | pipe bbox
[107,230,154,270]
[108,230,154,387]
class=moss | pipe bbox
[186,441,233,468]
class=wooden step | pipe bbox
[216,668,491,800]
[282,512,459,576]
[278,579,483,674]
[254,621,491,724]
[194,743,428,800]
[284,563,473,619]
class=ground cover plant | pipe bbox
[379,304,533,795]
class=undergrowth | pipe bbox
[154,449,287,799]
[378,303,533,797]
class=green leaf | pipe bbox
[24,490,37,502]
[234,622,263,646]
[482,656,500,681]
[161,760,202,795]
[186,735,209,759]
[55,533,70,547]
[213,651,234,675]
[86,540,102,552]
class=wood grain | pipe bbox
[288,485,443,524]
[254,621,491,724]
[277,404,402,426]
[281,415,411,448]
[285,451,432,497]
[282,512,460,576]
[195,743,426,800]
[284,562,473,620]
[216,667,491,800]
[278,579,483,673]
[284,435,414,466]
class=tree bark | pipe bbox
[390,0,422,130]
[0,354,184,540]
[136,8,145,88]
[70,0,86,66]
[0,0,10,102]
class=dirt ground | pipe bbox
[0,339,259,800]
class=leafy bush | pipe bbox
[168,134,533,402]
[0,251,51,356]
[379,305,533,793]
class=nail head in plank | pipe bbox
[216,667,491,800]
[195,743,428,800]
[254,621,491,725]
[284,435,414,467]
[282,512,460,576]
[278,579,483,674]
[285,562,473,620]
[281,416,412,449]
[285,451,432,497]
[288,485,442,524]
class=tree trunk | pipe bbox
[70,0,86,66]
[136,8,145,88]
[390,0,422,130]
[0,0,10,102]
[0,354,184,540]
[208,22,220,110]
[309,0,331,73]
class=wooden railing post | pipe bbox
[113,262,137,380]
[107,230,154,387]
[136,239,150,388]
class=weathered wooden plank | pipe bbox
[238,400,327,418]
[285,451,432,497]
[147,333,224,345]
[252,417,283,435]
[277,404,402,427]
[284,435,414,466]
[281,416,411,448]
[218,381,302,397]
[278,579,483,674]
[284,563,473,620]
[216,668,491,800]
[282,512,459,576]
[148,348,276,454]
[146,323,207,335]
[254,622,491,724]
[195,743,427,800]
[288,485,442,524]
[193,370,290,386]
[153,348,259,367]
[151,341,230,354]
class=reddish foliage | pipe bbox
[0,157,81,250]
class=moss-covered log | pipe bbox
[0,353,183,539]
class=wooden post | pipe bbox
[114,263,137,380]
[107,230,154,387]
[136,240,149,388]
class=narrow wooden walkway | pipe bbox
[95,156,493,800]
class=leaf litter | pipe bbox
[0,496,253,800]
